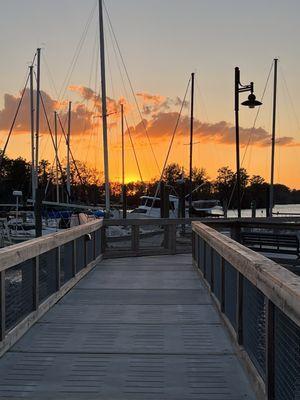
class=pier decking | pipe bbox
[0,254,255,399]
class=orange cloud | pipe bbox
[127,112,300,148]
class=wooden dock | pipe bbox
[0,254,255,399]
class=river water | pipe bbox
[227,204,300,218]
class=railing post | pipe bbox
[73,240,77,276]
[132,225,139,255]
[231,222,241,243]
[56,247,61,291]
[210,247,214,292]
[33,256,39,311]
[168,224,176,255]
[221,258,225,313]
[0,270,5,341]
[236,272,244,345]
[101,226,106,254]
[266,299,275,400]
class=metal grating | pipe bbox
[224,261,237,330]
[274,307,300,400]
[243,278,266,379]
[212,249,222,303]
[5,260,34,331]
[60,241,74,285]
[86,232,95,265]
[39,249,58,303]
[76,236,86,271]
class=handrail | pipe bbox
[193,221,300,327]
[0,219,103,272]
[192,221,300,398]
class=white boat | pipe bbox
[129,195,180,219]
[190,200,224,217]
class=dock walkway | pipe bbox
[0,254,256,399]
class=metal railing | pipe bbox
[192,221,300,400]
[103,218,193,258]
[0,219,103,355]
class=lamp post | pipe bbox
[235,67,262,218]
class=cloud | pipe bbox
[0,87,298,148]
[126,111,299,147]
[0,88,98,136]
[136,91,189,116]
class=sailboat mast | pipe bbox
[35,48,41,190]
[29,65,35,201]
[98,0,110,213]
[121,104,125,187]
[54,111,59,203]
[269,58,278,217]
[189,72,195,209]
[66,101,72,202]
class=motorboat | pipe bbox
[129,195,180,219]
[190,200,224,217]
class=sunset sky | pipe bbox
[1,0,300,187]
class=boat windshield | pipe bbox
[140,198,161,208]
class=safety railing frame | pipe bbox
[192,221,300,400]
[103,218,193,258]
[0,219,103,357]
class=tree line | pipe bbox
[0,152,299,209]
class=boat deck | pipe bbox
[0,254,256,399]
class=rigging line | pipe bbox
[124,116,143,182]
[42,53,59,99]
[0,72,31,170]
[241,61,274,165]
[0,51,37,158]
[39,92,70,200]
[279,65,300,133]
[226,61,274,211]
[150,77,191,209]
[58,0,97,102]
[57,114,86,188]
[103,1,160,175]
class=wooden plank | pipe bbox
[0,220,103,272]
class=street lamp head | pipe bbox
[241,93,262,109]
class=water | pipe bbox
[227,204,300,218]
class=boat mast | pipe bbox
[35,48,41,190]
[66,101,72,202]
[269,58,278,217]
[121,103,127,219]
[121,104,125,187]
[54,111,59,203]
[98,0,110,213]
[29,65,35,202]
[189,72,195,210]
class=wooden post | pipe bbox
[266,299,275,400]
[73,240,77,276]
[35,187,43,238]
[236,272,244,345]
[221,258,225,313]
[0,271,5,341]
[210,247,214,292]
[160,181,165,218]
[56,247,61,291]
[33,256,39,311]
[132,225,139,255]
